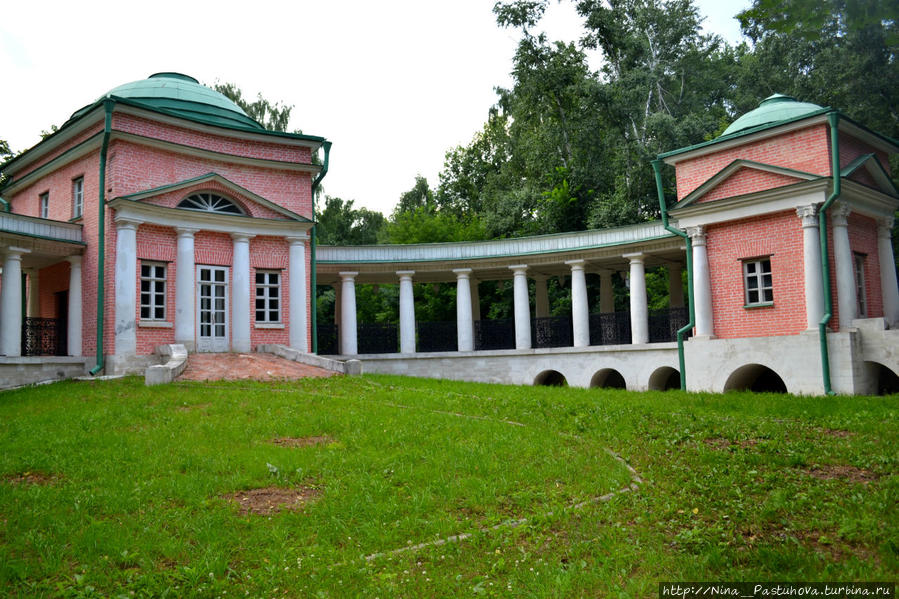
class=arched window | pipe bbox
[177,192,245,215]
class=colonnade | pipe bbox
[329,254,686,355]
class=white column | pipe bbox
[231,233,254,353]
[0,247,29,356]
[454,268,474,352]
[877,217,899,327]
[534,275,550,318]
[26,269,39,317]
[175,227,198,351]
[509,265,531,350]
[667,264,684,309]
[397,270,416,354]
[566,260,590,347]
[687,226,714,338]
[287,237,309,352]
[599,270,615,313]
[831,204,857,329]
[66,256,83,357]
[624,252,649,345]
[797,205,824,330]
[114,218,141,357]
[470,277,481,322]
[339,272,358,355]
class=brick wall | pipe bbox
[37,261,71,318]
[698,168,806,204]
[135,225,177,354]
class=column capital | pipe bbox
[685,225,706,242]
[508,264,528,274]
[286,234,309,245]
[877,216,895,238]
[114,217,143,230]
[796,204,819,227]
[396,270,415,281]
[339,271,358,281]
[3,246,31,260]
[65,255,83,266]
[622,251,645,263]
[564,259,586,271]
[830,202,852,226]
[230,232,256,242]
[452,268,473,279]
[175,227,199,238]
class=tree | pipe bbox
[393,175,436,216]
[213,82,295,133]
[315,196,385,246]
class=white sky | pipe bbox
[1,0,748,216]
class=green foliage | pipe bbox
[213,82,294,132]
[315,196,385,246]
[380,206,486,244]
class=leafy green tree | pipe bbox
[213,82,295,132]
[315,196,385,246]
[393,175,437,216]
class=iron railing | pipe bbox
[357,322,398,354]
[317,323,339,355]
[532,315,573,348]
[474,318,516,351]
[21,317,65,356]
[417,320,457,352]
[649,307,690,343]
[588,312,631,346]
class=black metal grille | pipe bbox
[22,318,65,356]
[417,320,457,352]
[588,312,631,346]
[649,307,691,343]
[357,322,398,354]
[532,316,573,348]
[317,323,339,355]
[474,319,516,351]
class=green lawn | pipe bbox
[0,375,896,597]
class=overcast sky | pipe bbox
[1,0,749,216]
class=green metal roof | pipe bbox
[71,73,265,130]
[721,94,823,137]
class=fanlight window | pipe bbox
[177,193,245,215]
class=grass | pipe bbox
[0,375,896,597]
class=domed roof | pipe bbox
[74,73,264,130]
[721,94,824,137]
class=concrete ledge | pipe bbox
[144,344,189,386]
[256,344,362,375]
[0,356,91,390]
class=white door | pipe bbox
[196,265,229,352]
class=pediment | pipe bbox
[113,173,311,222]
[676,160,821,209]
[841,154,899,198]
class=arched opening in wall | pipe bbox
[534,370,567,387]
[590,368,626,390]
[648,367,680,391]
[724,364,788,393]
[866,361,899,395]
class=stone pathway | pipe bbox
[177,352,335,382]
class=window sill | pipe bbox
[743,302,774,310]
[255,323,285,329]
[68,216,83,223]
[139,320,173,328]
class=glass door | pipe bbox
[196,265,229,352]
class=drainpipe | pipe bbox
[309,141,331,354]
[0,197,9,212]
[652,159,695,391]
[90,99,114,375]
[816,112,841,395]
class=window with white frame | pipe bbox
[743,257,773,306]
[255,270,281,323]
[140,262,167,320]
[39,192,49,219]
[855,253,867,317]
[72,177,84,218]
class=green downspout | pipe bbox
[652,159,695,391]
[309,141,331,354]
[816,112,841,395]
[0,197,9,212]
[90,100,114,376]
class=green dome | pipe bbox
[73,73,264,130]
[721,94,823,137]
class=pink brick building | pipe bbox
[0,73,327,376]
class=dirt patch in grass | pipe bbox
[225,485,321,516]
[3,471,59,486]
[703,437,760,450]
[804,464,878,483]
[176,403,211,412]
[817,428,855,439]
[271,435,333,448]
